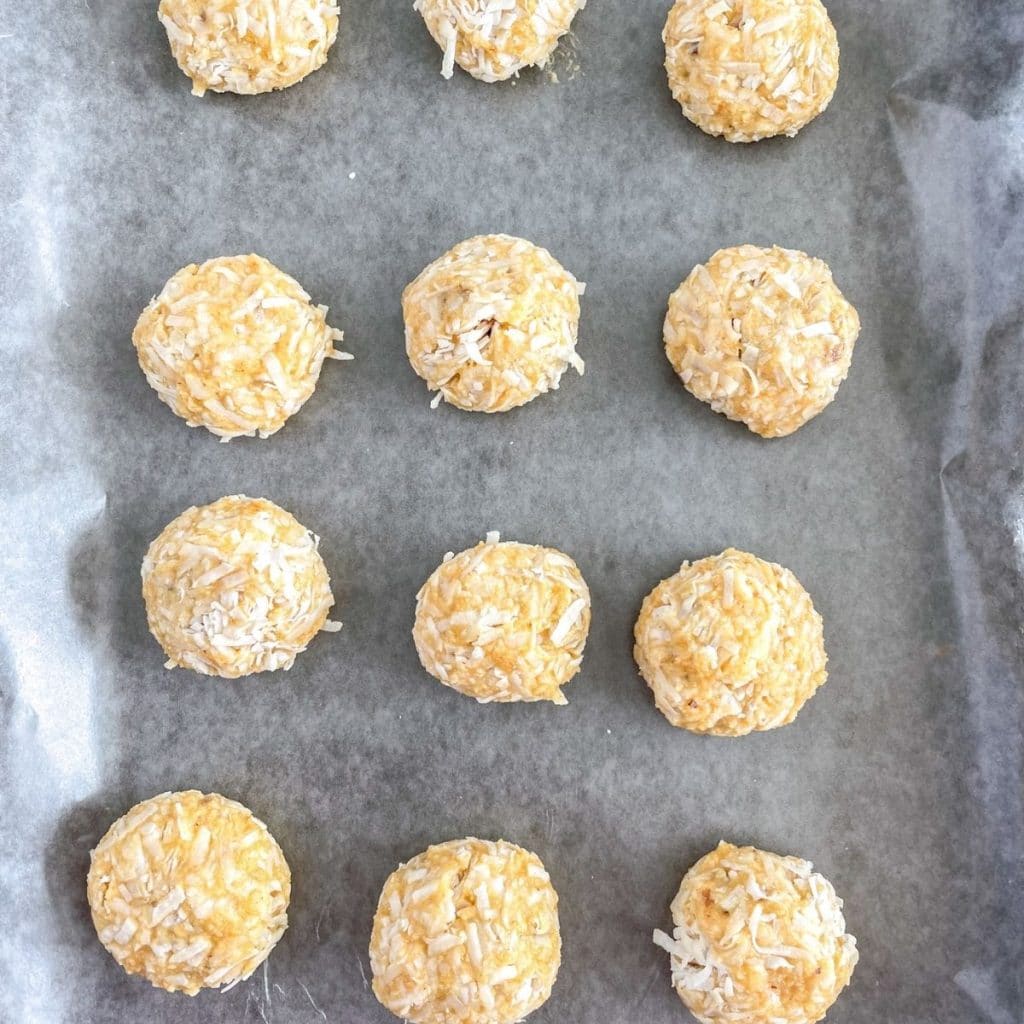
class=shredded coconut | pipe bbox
[413,538,590,704]
[404,234,584,414]
[634,548,826,736]
[369,838,560,1024]
[133,254,347,440]
[142,495,337,679]
[158,0,339,96]
[87,791,290,996]
[655,842,858,1023]
[663,0,840,143]
[415,0,586,82]
[664,245,859,438]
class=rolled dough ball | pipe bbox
[142,494,339,678]
[413,533,590,704]
[370,837,561,1024]
[663,0,840,142]
[158,0,339,96]
[653,841,858,1024]
[133,254,349,440]
[403,234,585,413]
[664,245,859,437]
[415,0,586,82]
[633,548,826,736]
[87,791,290,995]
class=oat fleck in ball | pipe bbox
[403,234,585,413]
[634,549,826,736]
[663,0,840,142]
[142,495,339,679]
[158,0,340,97]
[415,0,586,82]
[653,842,858,1024]
[664,245,859,438]
[87,791,291,996]
[133,254,350,440]
[413,533,590,704]
[370,838,561,1024]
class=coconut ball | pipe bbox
[663,0,840,143]
[403,234,585,413]
[413,533,590,704]
[370,838,561,1024]
[158,0,339,97]
[133,254,349,440]
[142,495,339,679]
[664,245,859,438]
[634,549,826,736]
[87,791,291,996]
[415,0,586,82]
[653,842,858,1024]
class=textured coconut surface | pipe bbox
[653,842,857,1024]
[132,253,348,440]
[141,495,339,679]
[158,0,340,96]
[2,1,1022,1022]
[403,234,584,413]
[663,0,840,143]
[87,791,291,995]
[415,0,587,83]
[634,548,827,736]
[413,534,591,704]
[664,245,859,438]
[369,837,561,1024]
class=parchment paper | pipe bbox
[1,1,1021,1022]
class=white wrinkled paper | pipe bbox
[0,2,1021,1022]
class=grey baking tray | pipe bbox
[1,1,1021,1022]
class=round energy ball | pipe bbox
[87,791,291,996]
[653,842,858,1024]
[133,254,349,440]
[158,0,339,97]
[142,495,339,678]
[370,838,561,1024]
[415,0,586,82]
[663,0,840,142]
[633,548,826,736]
[413,533,591,704]
[403,234,585,413]
[664,245,859,438]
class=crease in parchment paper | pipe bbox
[889,8,1024,1017]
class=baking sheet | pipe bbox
[1,1,1022,1021]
